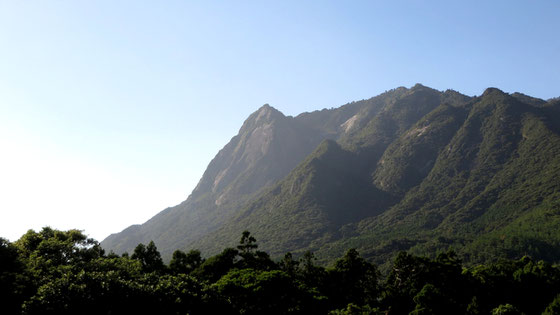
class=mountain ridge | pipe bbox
[102,85,560,267]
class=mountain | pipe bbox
[102,104,329,255]
[102,85,560,267]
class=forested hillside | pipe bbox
[102,85,560,269]
[4,228,560,314]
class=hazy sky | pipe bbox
[1,1,559,242]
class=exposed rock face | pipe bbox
[191,104,329,206]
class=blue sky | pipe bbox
[1,1,559,241]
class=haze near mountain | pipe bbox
[102,84,560,266]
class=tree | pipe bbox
[22,270,208,315]
[213,269,314,314]
[410,283,446,315]
[14,227,104,293]
[327,249,379,308]
[299,251,326,285]
[193,248,239,282]
[237,230,258,256]
[169,249,203,274]
[279,252,299,277]
[383,251,470,314]
[131,241,165,273]
[235,231,276,270]
[0,238,27,314]
[16,228,103,267]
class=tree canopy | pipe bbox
[2,227,560,314]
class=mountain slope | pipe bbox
[321,89,560,266]
[102,87,419,257]
[191,85,452,256]
[102,104,329,256]
[102,85,560,267]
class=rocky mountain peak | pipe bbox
[411,83,428,90]
[252,104,284,122]
[236,104,287,137]
[482,87,506,97]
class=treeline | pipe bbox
[2,228,560,314]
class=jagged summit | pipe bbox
[482,87,505,96]
[238,103,286,134]
[410,83,431,90]
[258,103,279,112]
[255,103,285,119]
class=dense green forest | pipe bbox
[3,227,560,314]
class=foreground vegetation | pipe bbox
[2,228,560,314]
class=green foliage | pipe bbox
[213,268,312,314]
[131,240,165,273]
[279,252,299,276]
[298,250,327,289]
[235,230,277,270]
[329,303,382,315]
[169,249,203,274]
[326,249,380,308]
[16,227,103,268]
[193,247,239,282]
[491,304,524,315]
[4,228,560,314]
[238,230,258,254]
[0,238,27,314]
[410,284,446,314]
[22,270,207,315]
[383,251,471,314]
[468,256,560,314]
[543,294,560,315]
